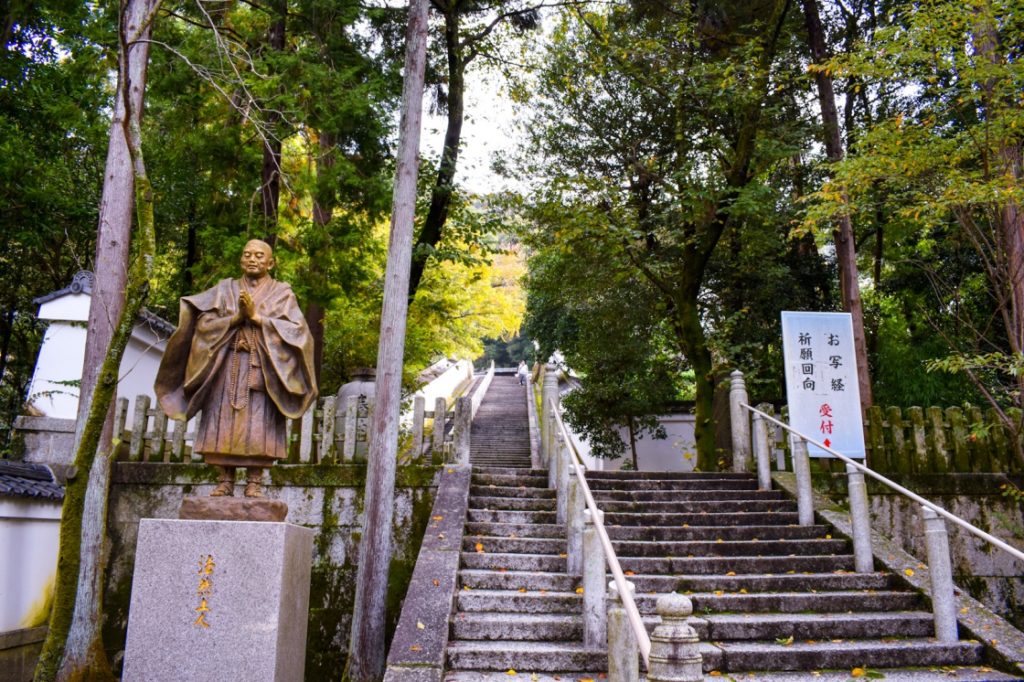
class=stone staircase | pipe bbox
[444,467,1021,681]
[469,374,532,469]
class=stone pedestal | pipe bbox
[122,519,314,682]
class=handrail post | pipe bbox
[729,370,751,473]
[582,508,607,648]
[542,363,559,462]
[922,506,959,641]
[608,580,639,682]
[556,432,570,524]
[567,466,584,576]
[647,594,703,682]
[846,462,874,572]
[548,413,558,490]
[752,408,771,491]
[792,436,815,526]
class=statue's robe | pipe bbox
[155,277,317,467]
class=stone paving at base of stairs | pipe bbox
[445,668,1023,682]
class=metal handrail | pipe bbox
[548,398,653,667]
[741,402,1024,564]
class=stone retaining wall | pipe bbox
[814,472,1024,630]
[102,462,438,680]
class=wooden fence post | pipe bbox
[128,395,150,462]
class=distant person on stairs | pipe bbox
[517,360,529,386]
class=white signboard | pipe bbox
[781,311,865,459]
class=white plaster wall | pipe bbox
[27,293,169,424]
[565,413,697,473]
[414,359,474,406]
[26,320,88,419]
[0,498,62,632]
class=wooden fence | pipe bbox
[112,394,454,466]
[755,404,1023,475]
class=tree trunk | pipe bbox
[675,296,716,471]
[35,2,160,679]
[407,5,465,299]
[259,0,286,243]
[344,1,428,679]
[801,0,873,415]
[627,417,639,470]
[304,131,336,384]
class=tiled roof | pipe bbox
[0,460,65,501]
[34,270,175,335]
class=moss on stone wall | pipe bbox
[101,462,439,681]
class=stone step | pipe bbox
[455,588,922,615]
[469,486,557,499]
[592,489,787,502]
[459,569,576,592]
[612,538,849,558]
[586,471,756,481]
[460,551,566,572]
[715,638,984,672]
[597,499,798,514]
[472,473,549,488]
[446,641,607,672]
[468,496,556,512]
[467,509,557,525]
[456,568,898,594]
[586,478,759,491]
[617,554,853,574]
[462,536,564,555]
[703,610,936,640]
[450,609,936,643]
[445,669,1023,682]
[603,511,801,526]
[604,524,833,542]
[474,468,548,476]
[464,522,565,539]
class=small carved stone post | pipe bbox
[608,580,639,682]
[922,506,958,641]
[556,432,569,524]
[432,397,446,463]
[647,594,703,682]
[343,395,358,462]
[567,466,584,576]
[729,370,751,473]
[792,436,815,526]
[582,508,606,648]
[548,412,558,490]
[751,408,771,491]
[411,395,425,461]
[846,462,874,572]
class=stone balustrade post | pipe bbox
[608,580,639,682]
[542,363,559,462]
[556,432,569,524]
[455,396,471,465]
[751,408,771,491]
[647,593,703,682]
[922,506,958,641]
[582,508,606,648]
[567,466,584,576]
[432,397,446,464]
[729,370,751,473]
[792,436,815,526]
[411,395,425,461]
[342,396,358,462]
[548,412,558,490]
[846,462,874,573]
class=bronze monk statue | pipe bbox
[155,239,317,497]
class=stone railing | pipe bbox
[728,369,1024,645]
[538,364,704,682]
